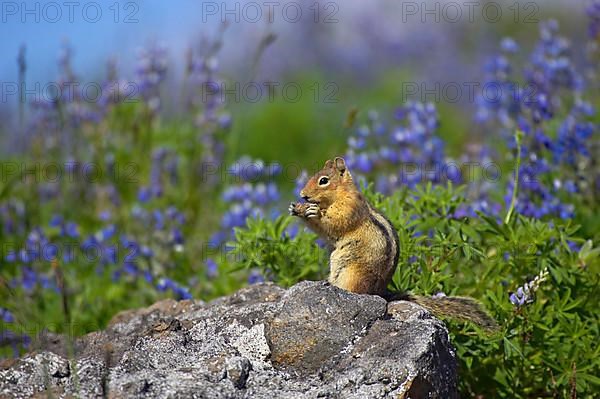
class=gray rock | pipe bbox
[226,356,252,389]
[0,281,458,398]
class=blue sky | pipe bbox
[0,1,221,83]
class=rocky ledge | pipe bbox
[0,281,458,398]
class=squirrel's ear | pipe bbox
[324,159,334,169]
[334,157,347,175]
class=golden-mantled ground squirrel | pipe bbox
[290,157,497,330]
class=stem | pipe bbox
[17,45,26,136]
[504,130,523,225]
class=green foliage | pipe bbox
[230,216,327,287]
[231,183,600,398]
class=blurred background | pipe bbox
[0,0,592,162]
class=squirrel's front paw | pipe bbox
[289,202,320,219]
[304,203,320,219]
[289,202,305,217]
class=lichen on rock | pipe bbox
[1,281,458,398]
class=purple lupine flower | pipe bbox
[171,228,184,245]
[123,262,138,276]
[138,187,152,203]
[5,251,16,263]
[103,245,118,265]
[554,112,595,168]
[153,210,165,230]
[140,245,154,258]
[209,231,228,248]
[509,268,549,307]
[207,157,283,276]
[42,244,58,261]
[49,215,63,227]
[0,308,15,323]
[135,43,168,114]
[475,38,521,128]
[99,224,117,242]
[142,270,153,283]
[187,41,231,183]
[1,202,26,236]
[205,258,219,278]
[588,1,600,40]
[477,24,595,221]
[248,270,265,285]
[156,278,192,300]
[99,210,112,221]
[509,287,528,306]
[345,101,449,193]
[64,222,79,238]
[500,37,519,53]
[0,329,31,358]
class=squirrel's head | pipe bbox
[299,157,357,208]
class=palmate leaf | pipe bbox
[228,215,325,286]
[478,212,510,239]
[503,336,524,359]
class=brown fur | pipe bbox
[290,156,497,330]
[407,294,499,331]
[292,157,397,295]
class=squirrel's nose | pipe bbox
[302,195,310,201]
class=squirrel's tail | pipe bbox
[386,292,499,332]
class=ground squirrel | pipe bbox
[289,156,498,330]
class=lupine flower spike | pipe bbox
[509,267,550,307]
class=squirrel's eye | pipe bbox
[318,176,330,186]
